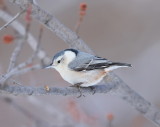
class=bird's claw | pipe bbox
[70,83,85,98]
[90,86,96,95]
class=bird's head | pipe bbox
[45,49,78,72]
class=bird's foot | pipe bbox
[89,86,96,95]
[70,83,85,98]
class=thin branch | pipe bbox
[74,3,87,35]
[2,44,41,85]
[37,25,43,44]
[7,35,27,72]
[30,25,43,61]
[9,0,93,54]
[0,10,45,84]
[0,10,50,63]
[7,24,42,75]
[13,64,42,76]
[0,97,61,127]
[0,9,25,31]
[3,50,42,84]
[0,45,42,85]
[10,27,43,76]
[74,18,82,35]
[27,96,75,126]
[0,82,117,96]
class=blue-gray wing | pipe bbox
[68,51,112,71]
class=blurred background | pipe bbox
[0,0,160,127]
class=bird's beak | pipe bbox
[44,63,55,69]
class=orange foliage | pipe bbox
[80,3,87,11]
[26,63,33,68]
[67,100,80,122]
[131,115,146,127]
[66,99,97,125]
[106,113,114,121]
[2,35,14,44]
[79,11,86,17]
[79,3,87,16]
[25,5,32,22]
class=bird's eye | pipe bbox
[57,60,61,64]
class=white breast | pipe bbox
[56,65,107,87]
[55,64,83,85]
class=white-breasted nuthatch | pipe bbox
[46,49,131,97]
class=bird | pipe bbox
[46,49,132,97]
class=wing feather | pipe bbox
[68,51,112,71]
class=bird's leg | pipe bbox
[69,83,84,98]
[77,85,83,98]
[89,86,96,95]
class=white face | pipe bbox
[53,55,64,67]
[51,50,76,72]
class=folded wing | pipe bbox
[68,51,131,71]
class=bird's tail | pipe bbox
[105,62,132,71]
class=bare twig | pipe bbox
[74,19,82,35]
[75,3,87,34]
[0,9,25,31]
[0,10,50,63]
[13,64,42,76]
[30,25,43,61]
[7,36,27,72]
[11,26,44,76]
[15,29,43,72]
[7,23,42,74]
[0,52,36,85]
[0,97,62,127]
[3,44,42,84]
[9,0,93,53]
[37,25,43,44]
[7,39,23,72]
[27,97,77,126]
[6,22,32,80]
[0,10,44,83]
